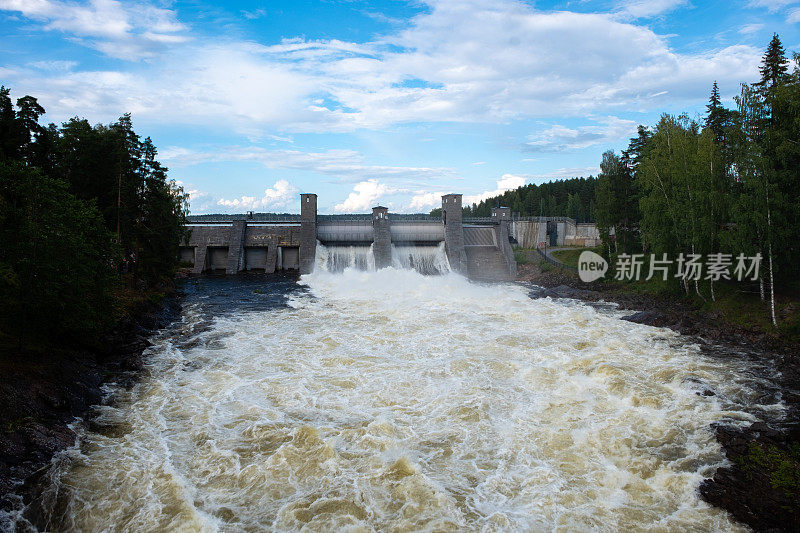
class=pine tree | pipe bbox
[705,81,732,144]
[758,34,789,92]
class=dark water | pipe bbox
[178,272,304,318]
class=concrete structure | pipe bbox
[509,218,601,248]
[372,206,392,269]
[441,194,467,274]
[181,192,520,281]
[300,194,317,274]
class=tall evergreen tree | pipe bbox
[758,34,790,92]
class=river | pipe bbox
[5,249,784,531]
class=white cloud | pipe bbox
[0,0,188,60]
[616,0,688,18]
[463,174,527,205]
[408,191,447,211]
[160,146,455,185]
[29,60,77,71]
[1,0,763,132]
[217,180,298,211]
[788,7,800,22]
[525,116,638,152]
[334,179,391,213]
[739,23,765,34]
[748,0,799,13]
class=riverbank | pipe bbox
[517,261,800,531]
[0,287,182,517]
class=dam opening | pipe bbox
[5,254,780,531]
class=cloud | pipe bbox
[1,0,763,132]
[217,179,298,211]
[408,191,447,211]
[463,174,527,205]
[159,145,455,184]
[334,179,391,212]
[524,116,638,152]
[29,60,77,72]
[748,0,799,13]
[241,8,267,20]
[788,7,800,21]
[0,0,189,60]
[739,23,765,34]
[616,0,688,18]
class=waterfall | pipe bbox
[315,243,376,273]
[391,242,450,275]
[314,242,450,275]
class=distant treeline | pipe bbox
[593,35,799,325]
[431,177,598,222]
[0,87,187,345]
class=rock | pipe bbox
[528,286,559,299]
[620,310,665,326]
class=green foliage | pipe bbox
[595,150,639,254]
[0,162,117,341]
[592,35,799,317]
[550,246,604,269]
[429,177,598,221]
[514,249,530,264]
[736,442,800,499]
[0,86,187,345]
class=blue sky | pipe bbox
[1,0,798,214]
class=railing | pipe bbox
[187,214,301,223]
[535,247,578,272]
[187,213,582,224]
[187,213,441,223]
[510,216,577,224]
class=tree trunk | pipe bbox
[768,243,777,327]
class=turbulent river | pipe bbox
[6,252,785,532]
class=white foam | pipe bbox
[26,269,771,531]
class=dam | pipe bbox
[180,194,519,281]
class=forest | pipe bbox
[592,34,799,327]
[0,88,188,345]
[431,176,598,221]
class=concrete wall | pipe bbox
[509,221,546,248]
[510,220,601,248]
[372,206,392,269]
[491,207,516,279]
[244,247,267,270]
[442,194,467,273]
[184,224,300,274]
[564,223,601,247]
[300,194,317,274]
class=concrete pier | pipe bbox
[441,194,467,274]
[492,207,517,279]
[372,206,392,269]
[299,193,317,274]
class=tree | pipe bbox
[595,150,639,255]
[758,34,789,92]
[0,86,188,344]
[0,161,117,344]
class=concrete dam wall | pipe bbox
[180,194,518,281]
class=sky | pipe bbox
[1,0,799,214]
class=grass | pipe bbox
[599,256,800,343]
[550,246,604,269]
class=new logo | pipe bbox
[578,251,608,282]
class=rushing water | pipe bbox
[4,263,785,532]
[315,243,450,275]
